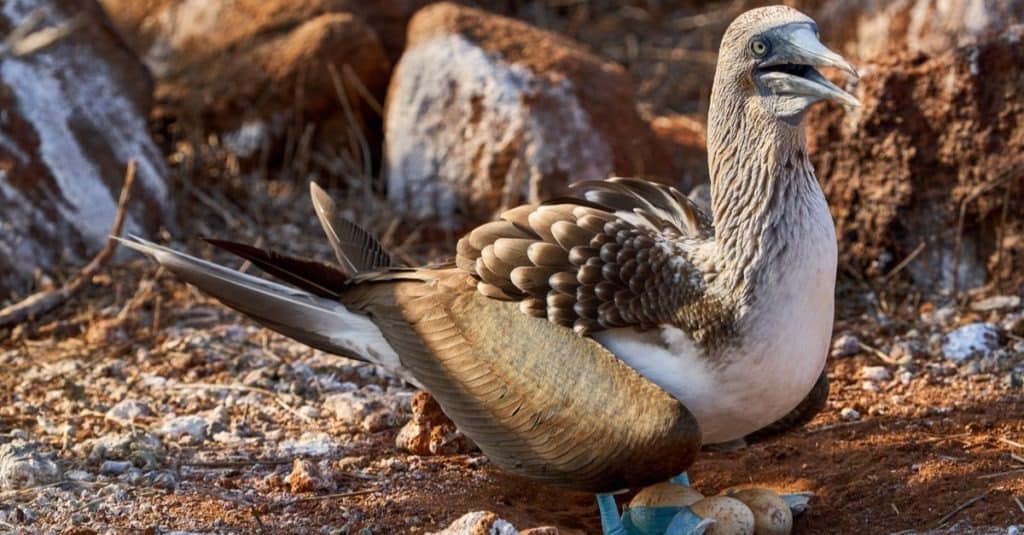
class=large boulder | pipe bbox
[0,0,172,301]
[384,2,705,227]
[806,0,1024,60]
[98,0,425,163]
[808,27,1024,293]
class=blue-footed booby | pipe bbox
[120,5,858,533]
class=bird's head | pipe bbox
[714,6,859,125]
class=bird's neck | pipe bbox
[706,99,827,303]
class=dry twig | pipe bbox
[0,161,137,328]
[935,494,986,526]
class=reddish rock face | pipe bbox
[805,0,1024,61]
[97,0,425,164]
[0,0,172,300]
[807,28,1024,293]
[384,2,704,227]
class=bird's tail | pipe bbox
[117,236,406,376]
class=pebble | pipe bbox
[99,460,133,476]
[971,295,1020,312]
[861,381,881,393]
[942,323,1001,361]
[324,389,402,432]
[830,334,861,358]
[930,306,958,326]
[105,399,156,422]
[860,366,892,382]
[278,433,340,456]
[64,469,95,482]
[889,339,924,362]
[840,408,861,421]
[158,414,209,443]
[432,511,518,535]
[0,439,61,490]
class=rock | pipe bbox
[840,407,861,421]
[972,295,1021,312]
[157,414,209,442]
[0,439,61,490]
[99,460,133,476]
[98,0,392,164]
[396,391,476,456]
[0,0,172,299]
[860,366,892,382]
[942,323,1002,362]
[429,511,517,535]
[278,432,340,456]
[808,0,1024,61]
[100,0,425,64]
[105,399,156,422]
[83,431,165,463]
[285,458,334,493]
[830,334,861,358]
[521,528,560,535]
[324,389,401,432]
[807,29,1024,293]
[384,2,701,226]
[889,339,925,363]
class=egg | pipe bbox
[623,482,705,534]
[730,488,793,535]
[688,496,755,535]
[629,482,705,508]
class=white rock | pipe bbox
[840,407,861,421]
[430,511,518,535]
[0,440,61,490]
[860,366,892,382]
[971,295,1021,312]
[158,415,209,442]
[942,323,1001,361]
[0,1,173,296]
[99,460,133,476]
[830,334,861,358]
[277,433,339,456]
[105,399,155,422]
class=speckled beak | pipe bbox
[756,23,860,109]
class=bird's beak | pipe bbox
[756,24,860,109]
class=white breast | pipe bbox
[594,206,837,444]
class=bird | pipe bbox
[120,5,859,534]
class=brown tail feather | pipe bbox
[203,238,349,299]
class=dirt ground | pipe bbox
[1,173,1022,535]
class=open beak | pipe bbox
[755,24,860,109]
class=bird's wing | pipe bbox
[457,177,727,343]
[342,269,701,493]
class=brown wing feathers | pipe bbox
[457,178,713,336]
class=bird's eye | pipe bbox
[750,39,769,57]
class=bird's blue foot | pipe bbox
[599,471,710,535]
[668,471,690,487]
[597,493,628,535]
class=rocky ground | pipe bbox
[1,176,1023,534]
[2,1,1024,534]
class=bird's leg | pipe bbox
[597,493,629,535]
[668,471,690,486]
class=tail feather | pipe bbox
[202,238,348,299]
[310,182,396,273]
[118,236,411,383]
